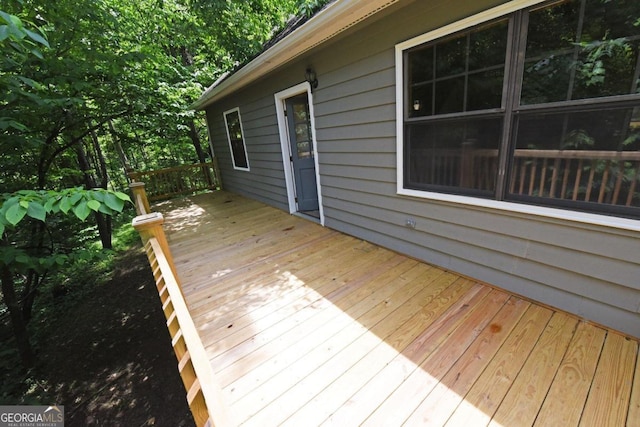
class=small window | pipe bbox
[223,108,250,170]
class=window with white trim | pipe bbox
[400,0,640,218]
[223,107,250,170]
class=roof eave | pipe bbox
[192,0,402,110]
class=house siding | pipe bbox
[204,0,640,337]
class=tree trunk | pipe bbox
[76,141,113,249]
[188,119,212,185]
[108,120,132,182]
[1,264,35,368]
[188,119,208,165]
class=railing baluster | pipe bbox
[528,162,537,196]
[128,161,222,202]
[518,160,526,195]
[612,160,624,206]
[132,212,233,427]
[585,161,596,201]
[573,159,583,201]
[539,158,548,197]
[560,159,571,199]
[626,163,639,207]
[549,158,560,198]
[598,160,611,204]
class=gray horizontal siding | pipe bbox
[204,0,640,337]
[205,81,290,210]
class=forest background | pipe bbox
[1,0,329,423]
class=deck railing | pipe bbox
[130,183,233,427]
[412,147,640,207]
[128,160,223,202]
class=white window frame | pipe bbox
[394,0,640,232]
[223,107,250,171]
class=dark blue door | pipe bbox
[286,94,319,212]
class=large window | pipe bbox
[400,0,640,218]
[223,107,250,171]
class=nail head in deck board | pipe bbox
[579,332,638,427]
[533,322,607,427]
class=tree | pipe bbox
[1,0,333,370]
[0,188,130,368]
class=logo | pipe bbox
[0,405,64,427]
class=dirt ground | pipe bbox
[20,248,195,426]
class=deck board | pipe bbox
[159,191,639,427]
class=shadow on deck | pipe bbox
[153,191,639,427]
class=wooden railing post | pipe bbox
[132,212,180,285]
[211,157,223,190]
[460,139,476,188]
[129,182,151,215]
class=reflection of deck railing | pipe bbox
[412,147,640,207]
[130,184,233,427]
[510,150,640,206]
[128,160,222,202]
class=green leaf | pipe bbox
[59,196,72,214]
[29,47,44,59]
[104,193,124,211]
[23,28,49,48]
[6,203,27,226]
[26,201,46,221]
[19,200,29,209]
[70,191,83,205]
[0,25,9,42]
[44,196,57,213]
[17,76,44,90]
[0,221,4,237]
[87,200,101,211]
[0,11,22,28]
[114,192,131,202]
[91,191,105,202]
[98,203,112,214]
[73,200,91,221]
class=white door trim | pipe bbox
[274,82,324,225]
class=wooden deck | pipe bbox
[158,191,640,427]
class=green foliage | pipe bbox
[0,9,49,132]
[299,0,330,18]
[0,188,130,238]
[576,37,631,87]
